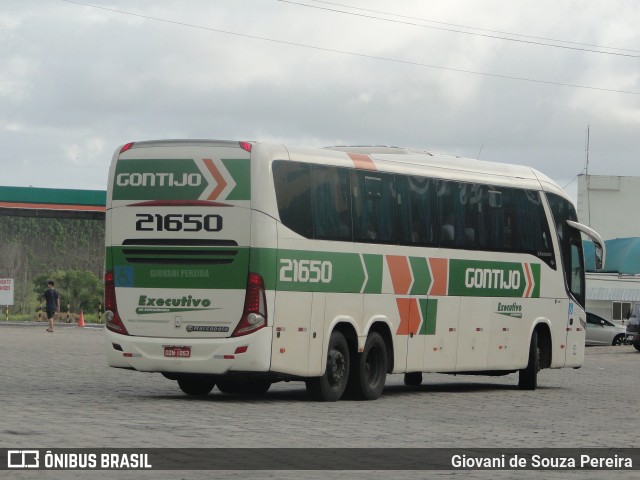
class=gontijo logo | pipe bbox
[449,260,540,298]
[112,158,250,201]
[465,268,521,290]
[116,172,202,187]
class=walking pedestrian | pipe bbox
[42,280,60,333]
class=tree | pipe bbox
[34,270,103,313]
[1,215,105,313]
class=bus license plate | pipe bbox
[164,346,191,358]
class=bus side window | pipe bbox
[437,181,455,246]
[547,192,582,289]
[397,175,438,246]
[513,190,552,256]
[438,180,475,248]
[478,188,504,250]
[352,171,397,244]
[570,241,585,306]
[311,165,352,241]
[463,183,481,249]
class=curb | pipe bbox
[0,321,104,329]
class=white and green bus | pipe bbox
[105,140,604,401]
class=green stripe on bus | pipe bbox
[109,246,249,289]
[108,244,543,298]
[276,249,366,293]
[222,159,251,201]
[362,254,383,294]
[418,298,438,335]
[409,256,432,295]
[250,247,278,290]
[530,263,541,298]
[448,259,539,298]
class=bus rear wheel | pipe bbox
[177,377,216,396]
[306,330,350,401]
[518,331,539,390]
[346,332,388,400]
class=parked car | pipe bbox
[585,312,626,346]
[625,315,640,351]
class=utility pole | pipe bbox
[585,125,591,226]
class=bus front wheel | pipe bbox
[518,331,540,390]
[306,330,350,401]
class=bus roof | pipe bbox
[113,139,570,202]
[321,145,567,200]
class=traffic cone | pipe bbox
[78,310,85,328]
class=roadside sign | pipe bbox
[0,278,14,305]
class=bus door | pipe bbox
[564,240,587,367]
[546,194,605,368]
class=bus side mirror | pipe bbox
[595,244,603,270]
[566,220,605,270]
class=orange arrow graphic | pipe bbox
[524,263,533,297]
[387,255,413,295]
[203,158,227,200]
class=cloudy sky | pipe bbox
[1,0,639,194]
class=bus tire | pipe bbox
[518,331,539,390]
[177,377,216,396]
[346,332,388,400]
[404,372,423,386]
[306,330,350,401]
[217,379,271,395]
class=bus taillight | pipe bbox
[119,142,135,154]
[232,273,267,337]
[104,271,130,335]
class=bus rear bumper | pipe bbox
[105,327,273,374]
